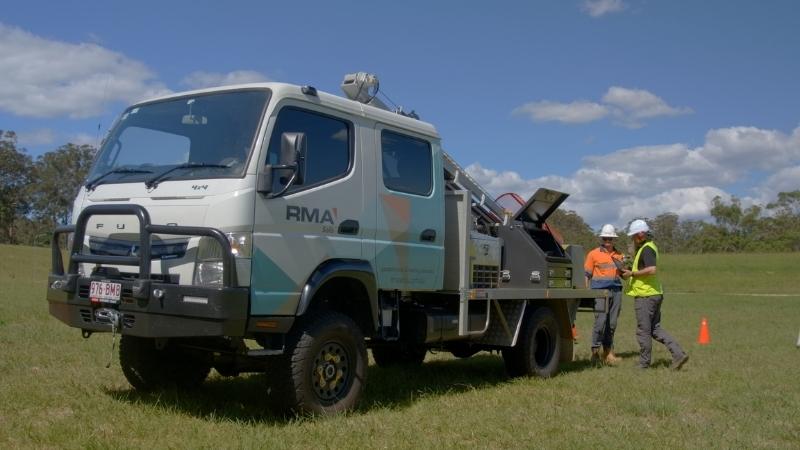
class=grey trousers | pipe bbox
[634,295,685,367]
[592,287,622,349]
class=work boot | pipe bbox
[670,353,689,371]
[603,346,621,365]
[590,347,602,366]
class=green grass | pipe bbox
[1,244,799,448]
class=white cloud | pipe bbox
[16,128,57,147]
[67,132,98,147]
[700,126,800,172]
[514,86,691,128]
[15,129,101,150]
[512,101,609,124]
[581,0,626,18]
[181,70,271,89]
[616,187,729,223]
[466,124,800,228]
[602,86,692,127]
[752,165,800,204]
[0,23,170,118]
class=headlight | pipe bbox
[192,232,251,287]
[193,260,224,287]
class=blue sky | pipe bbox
[2,0,799,228]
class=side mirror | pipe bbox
[280,132,306,185]
[257,132,307,197]
[256,169,274,194]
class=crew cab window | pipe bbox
[266,107,352,192]
[381,130,432,196]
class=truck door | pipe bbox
[251,104,365,316]
[371,126,444,290]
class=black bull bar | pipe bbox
[47,204,249,337]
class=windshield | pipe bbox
[88,89,270,185]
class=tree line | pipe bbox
[2,129,799,252]
[0,131,95,245]
[550,192,800,254]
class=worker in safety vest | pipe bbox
[621,219,689,370]
[584,224,624,365]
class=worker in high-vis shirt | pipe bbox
[622,219,689,370]
[584,224,625,365]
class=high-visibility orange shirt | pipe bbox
[584,246,624,289]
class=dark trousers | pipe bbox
[591,287,622,349]
[634,295,685,367]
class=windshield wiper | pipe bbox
[85,168,153,191]
[144,162,231,189]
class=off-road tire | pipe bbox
[502,306,561,378]
[371,344,427,367]
[268,311,367,415]
[119,336,211,391]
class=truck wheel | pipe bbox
[371,344,427,367]
[502,306,561,378]
[272,311,367,415]
[119,336,210,391]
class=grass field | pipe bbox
[1,244,799,448]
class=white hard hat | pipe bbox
[599,224,618,238]
[627,219,650,236]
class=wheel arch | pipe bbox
[296,259,378,336]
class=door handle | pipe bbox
[420,229,436,242]
[338,220,359,235]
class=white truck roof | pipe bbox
[134,82,441,140]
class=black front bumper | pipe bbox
[47,276,249,337]
[47,204,249,338]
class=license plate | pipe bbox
[89,281,122,304]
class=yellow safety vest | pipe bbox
[625,241,663,297]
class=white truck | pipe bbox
[47,73,606,414]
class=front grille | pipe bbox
[89,236,189,260]
[472,265,499,288]
[119,272,179,284]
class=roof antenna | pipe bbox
[94,74,112,152]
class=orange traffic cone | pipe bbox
[571,324,579,342]
[697,317,710,345]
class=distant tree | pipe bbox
[676,220,706,253]
[547,209,597,252]
[709,196,762,252]
[650,212,680,253]
[29,143,96,228]
[0,131,33,243]
[766,190,800,217]
[765,190,800,251]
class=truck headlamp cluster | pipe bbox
[226,232,251,258]
[192,232,251,287]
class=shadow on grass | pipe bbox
[562,350,642,371]
[361,353,509,409]
[105,374,289,425]
[106,354,513,423]
[105,352,600,423]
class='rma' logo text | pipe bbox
[286,205,337,224]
